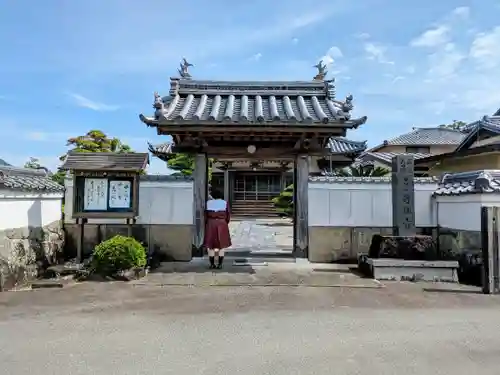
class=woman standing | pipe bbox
[204,190,232,269]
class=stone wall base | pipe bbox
[308,226,435,263]
[0,220,64,291]
[63,223,193,262]
[365,258,459,282]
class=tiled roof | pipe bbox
[328,137,367,154]
[494,108,500,116]
[140,78,367,127]
[456,116,500,152]
[61,152,149,171]
[149,137,367,158]
[309,176,437,184]
[434,170,500,196]
[370,127,465,151]
[355,152,429,166]
[0,166,64,192]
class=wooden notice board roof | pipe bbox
[61,152,149,172]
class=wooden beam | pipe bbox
[294,154,309,258]
[192,153,208,257]
[223,168,230,202]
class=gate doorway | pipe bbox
[140,65,367,260]
[233,172,281,202]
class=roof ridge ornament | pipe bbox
[313,60,328,81]
[178,58,193,79]
[153,91,166,119]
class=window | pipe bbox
[405,146,430,154]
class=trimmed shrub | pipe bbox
[272,184,294,217]
[92,235,146,274]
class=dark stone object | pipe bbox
[457,249,483,286]
[368,234,439,261]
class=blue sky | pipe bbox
[1,0,499,173]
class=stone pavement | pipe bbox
[1,280,499,375]
[227,218,293,252]
[133,261,382,288]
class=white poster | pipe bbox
[109,180,131,209]
[84,178,108,211]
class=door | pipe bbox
[234,172,281,201]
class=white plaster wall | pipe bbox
[64,178,193,225]
[308,182,437,227]
[436,194,500,231]
[0,189,63,231]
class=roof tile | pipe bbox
[140,79,367,127]
[372,127,465,150]
[355,152,430,166]
[0,166,63,192]
[434,170,500,196]
[61,152,149,171]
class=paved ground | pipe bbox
[228,219,293,252]
[139,261,382,288]
[1,278,500,375]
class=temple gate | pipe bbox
[141,59,367,259]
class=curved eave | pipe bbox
[139,114,159,126]
[140,115,367,129]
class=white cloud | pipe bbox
[470,26,500,69]
[250,52,262,62]
[355,32,370,40]
[427,43,465,78]
[451,6,470,19]
[292,37,299,44]
[319,46,343,67]
[410,25,450,47]
[68,93,119,111]
[363,43,394,65]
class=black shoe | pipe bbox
[217,256,224,269]
[209,256,216,269]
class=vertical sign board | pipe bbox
[391,155,416,236]
[481,206,500,294]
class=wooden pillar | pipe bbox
[280,170,287,191]
[192,153,208,257]
[223,168,230,202]
[293,155,309,259]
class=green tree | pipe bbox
[166,154,195,176]
[59,130,132,162]
[438,120,467,130]
[334,165,390,177]
[51,130,134,186]
[24,157,43,170]
[166,153,214,180]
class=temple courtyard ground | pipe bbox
[2,269,500,375]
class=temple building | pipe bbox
[415,110,500,175]
[354,126,466,177]
[144,60,367,217]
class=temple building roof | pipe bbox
[369,127,465,151]
[355,151,430,166]
[0,166,63,192]
[327,138,367,154]
[455,115,500,152]
[139,59,367,129]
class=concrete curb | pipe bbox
[130,282,385,289]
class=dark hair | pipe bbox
[210,188,224,200]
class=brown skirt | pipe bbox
[203,210,232,249]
